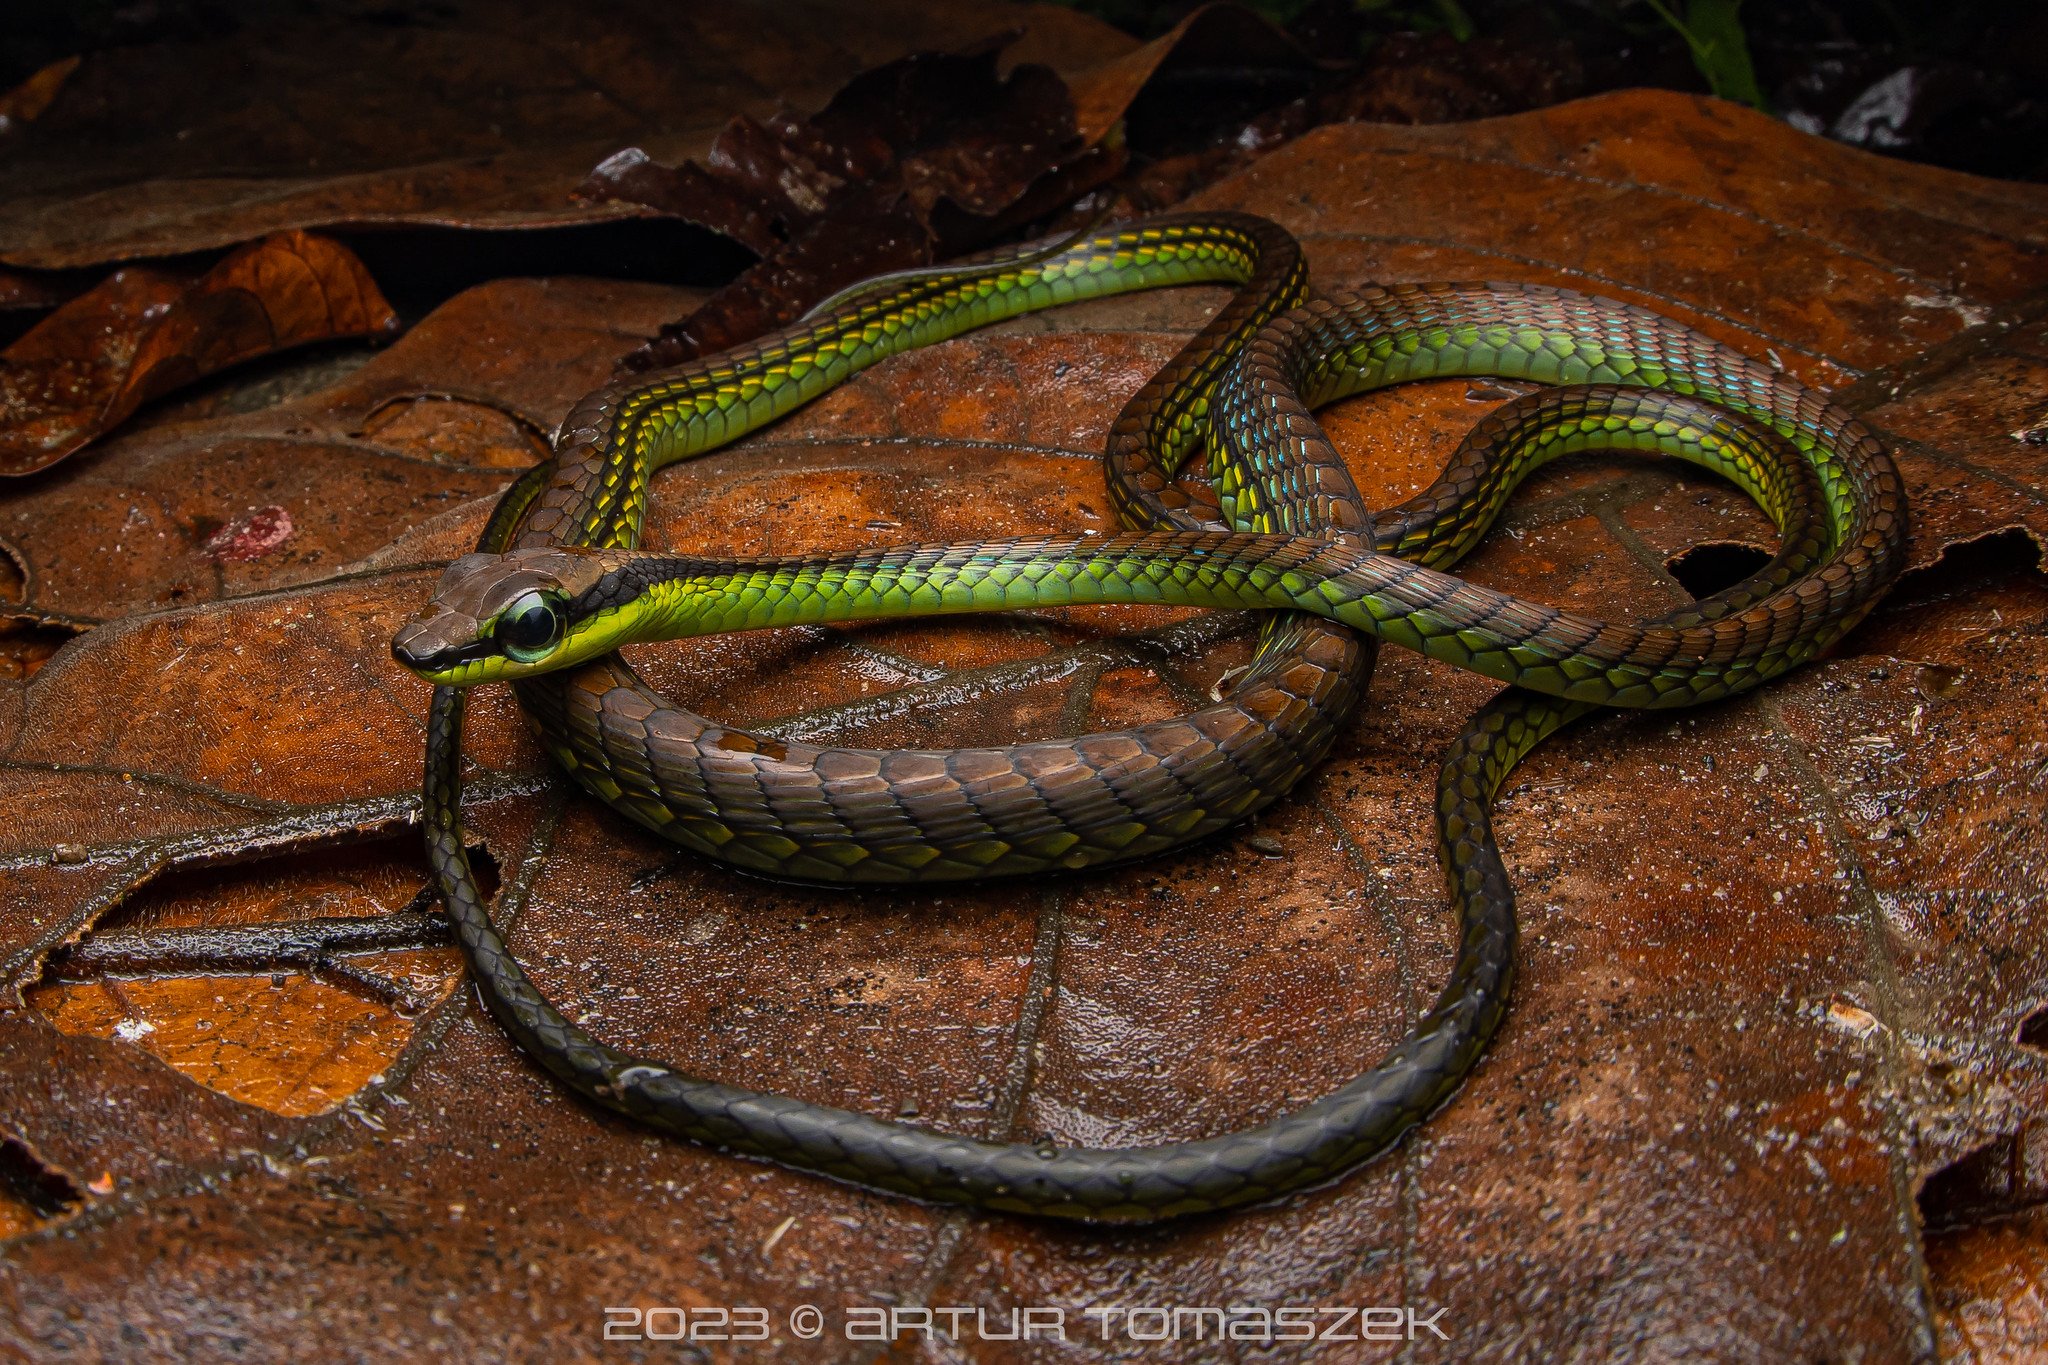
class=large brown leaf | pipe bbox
[1,92,2045,1358]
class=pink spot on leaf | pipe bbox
[205,505,294,562]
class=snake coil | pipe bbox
[405,215,1905,1221]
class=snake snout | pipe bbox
[391,611,486,678]
[389,618,436,671]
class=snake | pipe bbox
[391,213,1906,1222]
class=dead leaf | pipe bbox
[0,231,398,476]
[1060,3,1310,149]
[0,56,80,134]
[586,35,1125,368]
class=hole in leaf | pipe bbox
[340,218,754,322]
[27,836,496,1117]
[0,614,86,681]
[0,538,88,680]
[1886,527,2047,610]
[1917,1126,2048,1234]
[2020,1006,2048,1053]
[1665,540,1774,600]
[0,1135,82,1237]
[1847,527,2048,663]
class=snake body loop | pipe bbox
[509,215,1381,883]
[407,214,1905,1221]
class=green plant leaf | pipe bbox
[1643,0,1767,109]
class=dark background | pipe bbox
[6,0,2047,181]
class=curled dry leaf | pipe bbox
[586,36,1126,368]
[0,231,397,477]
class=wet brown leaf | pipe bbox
[0,231,399,476]
[0,90,2045,1359]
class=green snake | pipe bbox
[392,214,1906,1222]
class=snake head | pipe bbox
[392,547,637,686]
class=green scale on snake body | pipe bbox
[393,213,1906,1221]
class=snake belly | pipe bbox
[415,216,1905,1221]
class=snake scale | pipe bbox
[393,213,1906,1221]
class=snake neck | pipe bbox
[509,216,1303,557]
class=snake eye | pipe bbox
[494,590,565,664]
